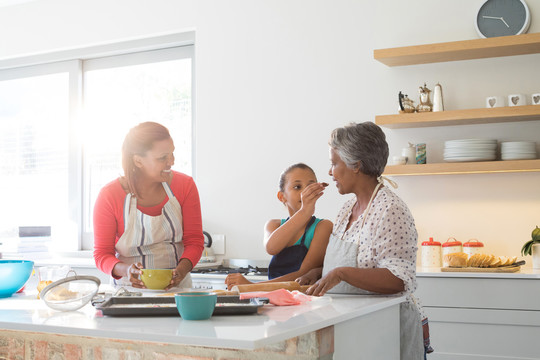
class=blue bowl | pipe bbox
[174,291,217,320]
[0,260,34,298]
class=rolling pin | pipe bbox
[231,281,311,293]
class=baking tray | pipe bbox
[95,295,265,317]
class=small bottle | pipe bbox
[463,239,484,259]
[433,83,444,112]
[442,237,463,266]
[421,237,442,267]
[401,142,416,165]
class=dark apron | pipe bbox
[268,216,316,279]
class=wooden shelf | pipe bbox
[383,159,540,176]
[376,105,540,129]
[374,33,540,66]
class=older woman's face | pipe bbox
[329,148,356,195]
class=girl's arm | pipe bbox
[264,182,327,255]
[262,219,332,282]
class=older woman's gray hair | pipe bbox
[329,122,389,177]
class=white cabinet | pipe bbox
[416,273,540,359]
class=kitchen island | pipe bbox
[0,280,404,360]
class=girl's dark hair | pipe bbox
[278,163,316,192]
[122,121,171,198]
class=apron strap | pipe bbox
[162,181,175,198]
[123,193,132,230]
[299,216,316,246]
[359,176,398,229]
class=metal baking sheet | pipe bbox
[95,295,264,317]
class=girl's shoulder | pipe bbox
[265,218,282,231]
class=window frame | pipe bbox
[0,32,195,252]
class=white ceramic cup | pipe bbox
[532,93,540,106]
[486,96,505,108]
[508,94,526,106]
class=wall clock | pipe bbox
[475,0,531,38]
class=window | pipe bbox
[0,36,194,253]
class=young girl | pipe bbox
[225,163,332,289]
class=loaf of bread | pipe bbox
[467,254,517,268]
[443,252,468,267]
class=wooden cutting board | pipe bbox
[441,266,521,273]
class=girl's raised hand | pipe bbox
[300,182,328,215]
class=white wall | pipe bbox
[1,0,539,265]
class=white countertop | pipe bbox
[417,266,540,279]
[0,286,404,350]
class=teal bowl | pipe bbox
[174,291,217,320]
[0,260,34,298]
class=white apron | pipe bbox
[322,177,423,360]
[114,182,192,288]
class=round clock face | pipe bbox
[476,0,530,38]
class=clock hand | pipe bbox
[482,15,510,28]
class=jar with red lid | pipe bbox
[421,237,442,267]
[442,237,463,266]
[463,239,484,258]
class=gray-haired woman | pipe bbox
[297,122,431,360]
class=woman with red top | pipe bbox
[93,122,204,289]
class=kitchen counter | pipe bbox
[0,280,405,359]
[417,266,540,279]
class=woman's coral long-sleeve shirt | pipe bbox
[93,171,204,276]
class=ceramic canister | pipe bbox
[463,239,484,259]
[421,237,442,267]
[441,238,463,267]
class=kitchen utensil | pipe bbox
[41,274,100,311]
[0,260,34,298]
[175,291,217,320]
[441,266,520,273]
[95,295,263,316]
[140,269,173,290]
[231,281,311,293]
[37,265,71,298]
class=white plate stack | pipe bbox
[501,141,537,160]
[444,139,497,162]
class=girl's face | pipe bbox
[329,147,357,195]
[134,138,175,183]
[279,168,317,214]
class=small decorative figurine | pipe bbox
[416,83,433,113]
[398,91,416,113]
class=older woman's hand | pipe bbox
[165,258,193,290]
[225,273,252,290]
[305,268,343,296]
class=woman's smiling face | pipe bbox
[329,147,356,195]
[135,138,175,182]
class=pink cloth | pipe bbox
[239,289,314,306]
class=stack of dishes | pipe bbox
[501,141,537,160]
[444,139,497,162]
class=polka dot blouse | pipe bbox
[331,186,418,298]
